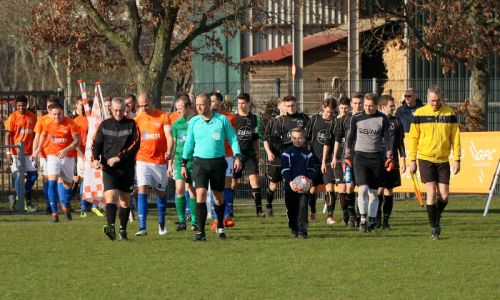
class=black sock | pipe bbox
[197,203,207,233]
[326,191,336,216]
[347,193,356,217]
[252,188,262,212]
[266,188,275,208]
[309,193,317,214]
[215,203,224,228]
[338,193,348,218]
[436,200,448,226]
[25,191,32,206]
[426,204,438,228]
[119,206,131,231]
[377,194,384,218]
[105,203,117,227]
[383,195,394,218]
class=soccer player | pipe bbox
[209,92,237,228]
[73,97,90,216]
[377,95,406,229]
[305,97,337,223]
[344,93,393,233]
[134,92,173,236]
[168,94,197,231]
[103,97,112,117]
[231,93,263,217]
[32,96,60,214]
[281,128,316,239]
[34,102,81,222]
[125,94,137,118]
[182,92,242,241]
[262,97,285,216]
[92,97,141,241]
[329,97,351,226]
[333,94,363,227]
[4,95,38,213]
[263,95,309,216]
[409,86,461,240]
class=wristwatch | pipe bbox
[234,154,242,160]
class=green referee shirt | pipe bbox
[182,112,241,160]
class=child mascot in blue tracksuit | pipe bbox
[281,128,316,239]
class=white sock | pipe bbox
[368,188,379,218]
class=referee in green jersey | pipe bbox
[182,93,242,241]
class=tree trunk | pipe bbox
[469,65,488,131]
[134,60,171,108]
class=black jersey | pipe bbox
[305,113,336,164]
[92,117,141,170]
[275,112,309,150]
[263,117,281,156]
[264,112,309,155]
[386,115,406,167]
[333,113,354,160]
[234,112,259,154]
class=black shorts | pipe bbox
[418,160,450,184]
[312,164,335,186]
[353,152,384,189]
[380,168,402,189]
[103,167,135,193]
[192,157,227,191]
[267,159,282,183]
[233,153,259,179]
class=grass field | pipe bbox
[0,196,499,299]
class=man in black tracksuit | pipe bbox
[281,128,316,239]
[92,97,141,241]
[263,95,309,216]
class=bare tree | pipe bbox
[27,0,271,104]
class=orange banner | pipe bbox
[394,132,500,194]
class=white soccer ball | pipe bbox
[290,175,312,193]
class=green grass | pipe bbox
[1,197,500,299]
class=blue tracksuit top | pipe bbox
[182,112,241,159]
[281,145,316,190]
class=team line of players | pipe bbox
[5,88,455,240]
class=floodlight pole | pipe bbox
[293,0,304,111]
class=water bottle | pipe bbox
[344,165,352,183]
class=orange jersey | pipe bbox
[74,115,88,153]
[169,111,181,124]
[135,108,171,164]
[42,116,79,158]
[34,114,52,158]
[4,111,37,155]
[220,110,236,157]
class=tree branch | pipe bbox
[171,12,240,58]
